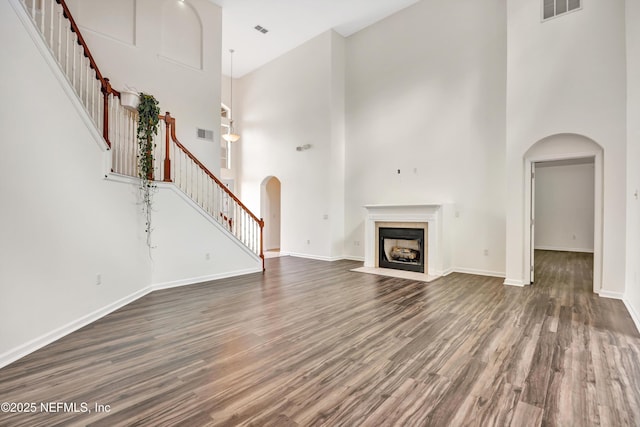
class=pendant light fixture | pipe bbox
[222,49,240,143]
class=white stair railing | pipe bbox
[21,0,106,138]
[17,0,265,268]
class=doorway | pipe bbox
[530,158,595,283]
[523,134,603,293]
[261,176,281,256]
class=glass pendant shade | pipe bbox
[222,119,240,142]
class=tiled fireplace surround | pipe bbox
[363,204,450,279]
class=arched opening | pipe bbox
[523,133,603,292]
[261,176,281,257]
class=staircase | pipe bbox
[15,0,264,269]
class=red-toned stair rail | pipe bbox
[18,0,265,269]
[20,0,120,147]
[159,112,265,270]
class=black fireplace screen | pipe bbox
[379,227,425,273]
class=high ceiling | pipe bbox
[209,0,420,78]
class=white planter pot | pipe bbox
[120,90,140,112]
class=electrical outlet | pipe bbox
[307,240,311,245]
[205,253,211,260]
[483,249,489,256]
[96,273,102,285]
[354,240,360,246]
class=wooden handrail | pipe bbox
[161,113,263,226]
[56,0,111,94]
[26,0,264,268]
[162,113,265,269]
[56,0,119,147]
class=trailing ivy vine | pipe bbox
[137,93,160,248]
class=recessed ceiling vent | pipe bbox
[254,25,269,34]
[197,128,214,141]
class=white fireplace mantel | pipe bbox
[363,204,453,277]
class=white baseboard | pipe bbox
[280,252,344,262]
[441,268,455,277]
[0,286,152,370]
[503,278,526,287]
[623,298,640,334]
[598,289,624,300]
[152,267,262,291]
[534,246,594,253]
[453,268,506,278]
[343,256,365,262]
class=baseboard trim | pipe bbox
[598,289,624,300]
[343,256,365,262]
[623,298,640,334]
[280,252,344,262]
[152,267,263,291]
[0,286,152,370]
[534,246,594,254]
[441,268,455,277]
[503,278,526,287]
[453,268,506,278]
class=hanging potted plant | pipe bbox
[120,90,140,111]
[137,93,160,247]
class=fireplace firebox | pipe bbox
[379,227,425,273]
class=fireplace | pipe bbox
[379,227,425,273]
[363,204,451,279]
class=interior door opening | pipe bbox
[261,176,281,257]
[530,158,595,286]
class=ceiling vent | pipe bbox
[197,128,214,141]
[254,25,269,34]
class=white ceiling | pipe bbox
[209,0,420,78]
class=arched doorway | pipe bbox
[261,176,281,256]
[523,133,603,292]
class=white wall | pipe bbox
[236,31,346,260]
[66,0,223,175]
[534,160,595,252]
[151,186,262,287]
[0,0,150,364]
[625,0,640,323]
[330,33,346,258]
[505,0,627,292]
[344,0,507,276]
[0,0,259,368]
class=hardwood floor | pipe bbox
[1,251,639,426]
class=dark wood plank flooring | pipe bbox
[1,250,639,426]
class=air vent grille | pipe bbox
[197,128,214,141]
[543,0,581,20]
